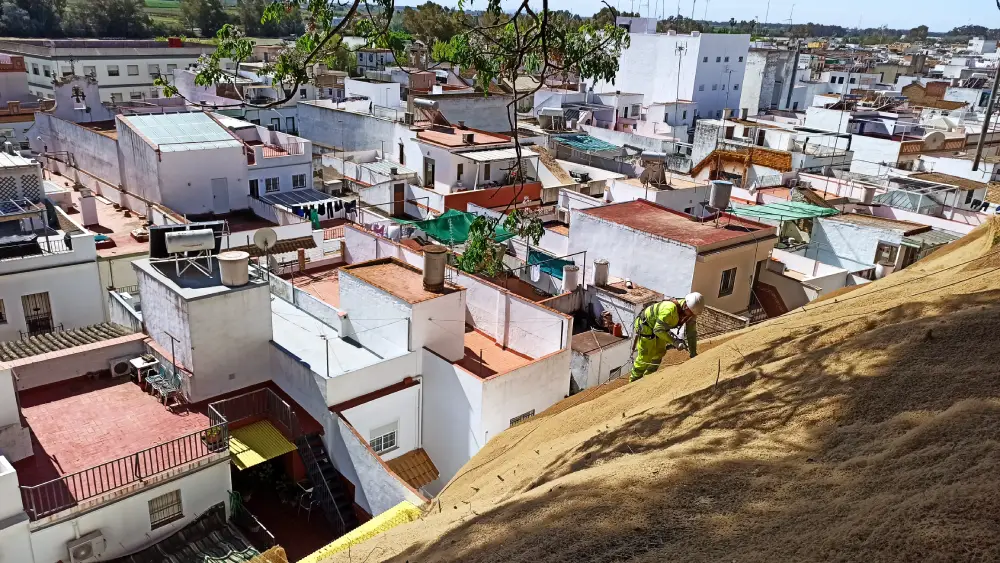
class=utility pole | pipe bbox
[973,65,1000,171]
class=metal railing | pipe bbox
[208,388,301,439]
[323,226,344,240]
[19,317,62,340]
[261,143,306,158]
[21,423,228,521]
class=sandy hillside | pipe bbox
[327,220,1000,563]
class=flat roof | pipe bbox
[341,258,462,304]
[416,127,510,149]
[133,258,268,301]
[64,185,149,258]
[289,267,340,307]
[571,330,628,355]
[824,212,931,235]
[0,151,35,168]
[14,378,211,487]
[119,112,242,152]
[457,147,538,162]
[595,280,664,305]
[271,297,398,379]
[580,200,773,250]
[456,329,531,378]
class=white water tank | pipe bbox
[593,259,610,286]
[709,180,733,210]
[562,265,580,292]
[423,244,448,292]
[165,228,215,254]
[218,251,250,287]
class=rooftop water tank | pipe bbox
[423,245,448,292]
[218,251,250,287]
[165,229,215,254]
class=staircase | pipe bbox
[296,433,359,535]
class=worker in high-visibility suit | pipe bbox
[630,292,704,382]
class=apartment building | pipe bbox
[0,39,216,103]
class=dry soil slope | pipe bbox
[331,220,1000,563]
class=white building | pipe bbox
[591,18,751,120]
[567,199,777,314]
[0,39,216,102]
[738,48,797,116]
[819,71,881,90]
[0,153,104,341]
[967,37,998,55]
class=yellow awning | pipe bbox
[229,420,297,470]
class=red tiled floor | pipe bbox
[289,267,341,307]
[456,328,532,378]
[15,377,211,487]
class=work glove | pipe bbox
[673,337,687,351]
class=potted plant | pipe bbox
[203,426,227,452]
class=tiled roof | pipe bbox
[908,172,986,191]
[0,322,134,362]
[387,448,439,490]
[226,235,316,258]
[580,200,771,248]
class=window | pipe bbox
[42,65,50,77]
[457,162,464,179]
[250,119,260,125]
[510,409,535,427]
[111,93,123,102]
[398,142,405,165]
[148,64,160,76]
[849,77,856,84]
[127,65,139,76]
[715,110,722,118]
[733,83,739,91]
[682,110,688,119]
[631,104,640,116]
[716,56,721,62]
[0,299,6,323]
[166,64,177,75]
[249,178,260,197]
[83,65,96,77]
[792,101,799,110]
[724,56,730,62]
[829,76,837,83]
[150,88,159,99]
[622,106,628,118]
[738,56,744,62]
[60,66,72,76]
[129,91,143,100]
[698,84,705,91]
[608,367,622,380]
[712,84,718,91]
[31,63,38,75]
[684,206,694,214]
[838,76,845,84]
[292,173,307,189]
[286,117,295,132]
[483,163,491,179]
[148,490,183,529]
[299,88,307,100]
[370,422,398,454]
[719,267,737,297]
[265,177,280,192]
[107,65,119,77]
[703,56,708,62]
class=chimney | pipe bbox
[593,259,610,286]
[457,120,466,129]
[422,244,448,292]
[562,265,580,293]
[79,188,99,227]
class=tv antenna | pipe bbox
[254,227,278,280]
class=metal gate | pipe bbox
[21,292,53,336]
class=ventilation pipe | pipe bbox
[423,244,448,292]
[593,259,610,287]
[562,265,580,292]
[218,251,250,287]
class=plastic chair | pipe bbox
[296,491,319,522]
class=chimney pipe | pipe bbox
[422,244,448,292]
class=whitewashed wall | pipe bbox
[420,351,484,494]
[480,348,570,442]
[342,383,421,462]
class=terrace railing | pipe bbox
[20,423,228,521]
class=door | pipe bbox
[285,117,296,133]
[392,183,405,217]
[211,178,230,214]
[21,292,52,336]
[249,179,260,199]
[270,118,281,131]
[423,157,435,188]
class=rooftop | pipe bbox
[119,112,242,152]
[289,267,340,307]
[64,185,148,258]
[0,151,35,168]
[416,127,510,149]
[133,258,269,301]
[571,330,628,355]
[907,171,986,191]
[270,297,399,379]
[595,280,664,305]
[80,119,119,139]
[341,259,462,304]
[14,377,211,487]
[386,447,440,490]
[580,200,773,250]
[456,328,532,378]
[825,212,931,235]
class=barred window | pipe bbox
[510,409,536,427]
[148,489,183,529]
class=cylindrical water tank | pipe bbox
[413,98,439,110]
[562,265,580,293]
[165,228,215,254]
[593,259,610,287]
[709,180,733,210]
[423,244,448,292]
[218,251,250,287]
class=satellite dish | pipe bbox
[254,227,278,251]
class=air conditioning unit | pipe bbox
[109,356,133,378]
[67,530,106,563]
[403,112,415,125]
[556,208,570,223]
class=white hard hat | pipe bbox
[683,292,705,316]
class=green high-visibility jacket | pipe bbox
[635,299,698,357]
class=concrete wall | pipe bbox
[186,285,272,402]
[428,93,515,133]
[0,259,105,342]
[506,296,570,358]
[157,147,247,215]
[411,293,466,365]
[115,116,164,207]
[811,217,900,267]
[325,352,418,407]
[571,338,631,392]
[136,266,194,374]
[11,336,145,390]
[421,351,484,494]
[690,238,773,314]
[0,457,33,563]
[33,113,122,187]
[338,271,411,355]
[345,78,402,108]
[28,461,231,563]
[342,383,420,463]
[849,135,901,176]
[758,268,812,310]
[480,348,570,442]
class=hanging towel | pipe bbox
[317,204,326,217]
[334,200,343,212]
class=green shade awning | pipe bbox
[729,201,839,221]
[528,249,574,279]
[395,209,515,245]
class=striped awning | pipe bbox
[229,420,297,470]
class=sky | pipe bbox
[395,0,997,33]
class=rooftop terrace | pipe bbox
[456,328,531,378]
[64,185,148,258]
[341,259,462,304]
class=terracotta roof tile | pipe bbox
[387,448,439,490]
[226,235,316,258]
[0,322,134,362]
